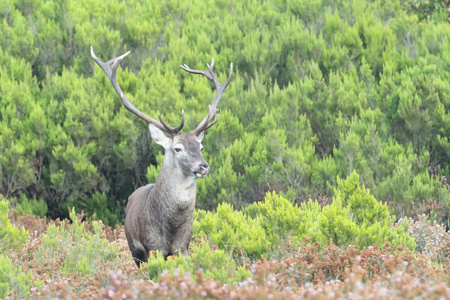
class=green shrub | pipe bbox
[244,191,326,254]
[146,239,251,284]
[0,255,32,299]
[36,208,117,276]
[244,172,416,251]
[147,250,190,282]
[319,171,416,250]
[67,192,119,226]
[193,203,269,258]
[0,200,29,253]
[244,191,305,246]
[15,194,48,217]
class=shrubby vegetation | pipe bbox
[0,199,28,253]
[0,200,31,298]
[146,239,251,284]
[195,171,416,257]
[0,0,448,227]
[0,0,449,297]
[0,196,448,298]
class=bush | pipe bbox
[35,208,118,276]
[67,192,119,226]
[0,199,29,253]
[407,214,450,264]
[244,172,416,251]
[319,172,416,250]
[0,255,32,299]
[244,191,319,250]
[194,203,270,258]
[15,194,48,217]
[146,239,251,284]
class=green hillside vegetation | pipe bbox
[0,0,449,226]
[0,0,449,296]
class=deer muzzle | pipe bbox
[194,163,210,178]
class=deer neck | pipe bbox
[153,153,197,205]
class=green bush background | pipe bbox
[0,0,448,226]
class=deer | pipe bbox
[90,47,232,267]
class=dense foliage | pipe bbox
[1,0,448,297]
[195,172,416,259]
[0,0,448,226]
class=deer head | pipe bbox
[90,47,232,181]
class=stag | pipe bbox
[91,47,232,266]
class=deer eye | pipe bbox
[174,147,182,153]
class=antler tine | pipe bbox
[180,59,233,135]
[180,58,215,82]
[158,110,185,133]
[91,47,184,135]
[207,62,233,114]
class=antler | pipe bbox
[91,47,184,135]
[180,58,233,135]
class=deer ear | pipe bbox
[195,130,205,143]
[149,124,171,147]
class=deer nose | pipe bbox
[197,163,210,177]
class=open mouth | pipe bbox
[194,172,208,178]
[194,172,206,178]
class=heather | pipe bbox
[1,205,449,299]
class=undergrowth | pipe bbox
[0,173,448,298]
